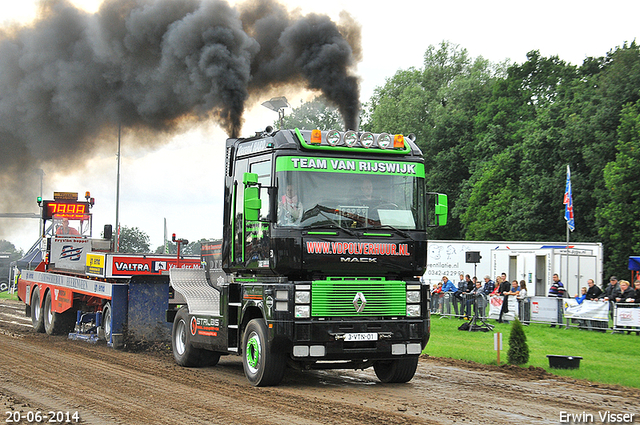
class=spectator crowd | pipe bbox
[428,272,640,333]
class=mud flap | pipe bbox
[109,284,128,348]
[125,275,171,344]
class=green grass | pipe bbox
[424,316,640,389]
[0,291,19,301]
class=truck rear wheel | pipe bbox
[373,357,419,383]
[242,319,286,387]
[43,291,75,335]
[31,287,45,333]
[171,307,220,367]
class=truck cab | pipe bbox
[169,128,447,386]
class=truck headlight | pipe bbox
[406,305,421,317]
[295,291,310,304]
[406,291,421,303]
[295,305,310,318]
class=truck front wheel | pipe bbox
[172,307,220,367]
[373,357,419,383]
[31,287,45,333]
[242,319,286,387]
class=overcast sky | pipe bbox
[2,0,639,253]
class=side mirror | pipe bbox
[243,172,262,221]
[427,193,448,227]
[435,193,448,226]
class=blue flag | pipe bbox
[563,165,575,232]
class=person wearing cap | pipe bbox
[482,275,495,296]
[600,276,621,322]
[600,276,620,301]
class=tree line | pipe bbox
[284,40,640,284]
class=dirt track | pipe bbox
[0,298,637,424]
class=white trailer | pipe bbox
[424,240,603,298]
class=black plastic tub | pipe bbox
[546,355,582,369]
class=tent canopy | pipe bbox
[628,256,640,271]
[16,242,42,270]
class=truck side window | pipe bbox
[250,159,272,221]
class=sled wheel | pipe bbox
[242,319,286,387]
[31,287,45,333]
[102,302,112,342]
[373,357,419,383]
[43,290,75,335]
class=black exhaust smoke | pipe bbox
[0,0,361,212]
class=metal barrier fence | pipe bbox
[430,292,489,319]
[429,292,640,333]
[613,303,640,334]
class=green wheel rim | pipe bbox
[246,333,261,373]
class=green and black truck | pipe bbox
[168,127,448,386]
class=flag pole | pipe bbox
[115,123,121,253]
[563,165,575,295]
[566,221,570,295]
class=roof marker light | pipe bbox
[310,129,322,144]
[378,133,392,149]
[344,131,358,147]
[360,132,374,148]
[326,130,341,146]
[394,134,405,148]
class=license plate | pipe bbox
[344,332,378,342]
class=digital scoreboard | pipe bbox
[42,200,91,220]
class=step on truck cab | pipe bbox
[168,128,448,386]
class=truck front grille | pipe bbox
[311,278,406,317]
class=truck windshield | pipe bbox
[276,157,426,230]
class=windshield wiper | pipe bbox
[370,224,410,238]
[305,219,357,237]
[301,204,360,236]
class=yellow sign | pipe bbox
[53,192,78,201]
[86,253,105,276]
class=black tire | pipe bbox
[43,291,75,335]
[242,319,286,387]
[171,307,220,367]
[102,302,112,342]
[31,287,45,333]
[373,357,419,383]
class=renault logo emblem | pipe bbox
[353,292,367,313]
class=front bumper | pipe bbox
[273,318,429,361]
